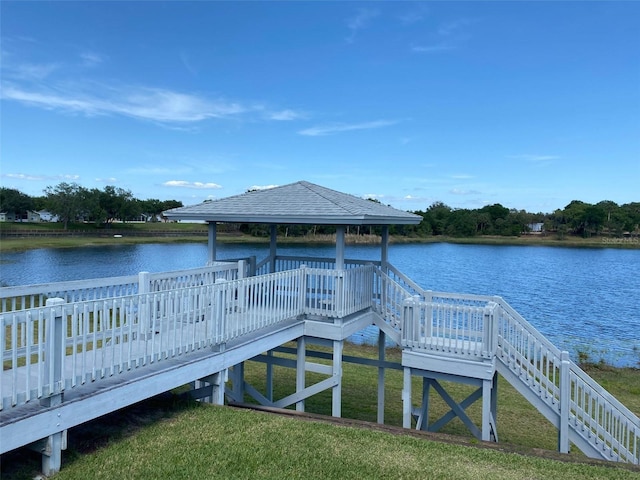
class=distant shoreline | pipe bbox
[1,230,638,253]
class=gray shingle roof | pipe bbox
[163,181,422,225]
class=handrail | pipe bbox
[2,261,638,463]
[494,299,639,463]
[1,265,376,411]
[401,297,497,359]
[0,263,242,313]
[382,262,639,464]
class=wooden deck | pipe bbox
[2,258,638,475]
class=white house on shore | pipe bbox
[0,210,59,223]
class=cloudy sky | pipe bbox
[1,1,638,213]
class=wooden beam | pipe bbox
[208,222,217,263]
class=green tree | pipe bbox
[44,182,87,229]
[423,202,451,236]
[0,188,34,220]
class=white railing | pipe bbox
[496,301,639,464]
[380,265,639,464]
[401,297,497,359]
[3,260,638,463]
[1,265,377,411]
[255,255,380,277]
[0,263,242,313]
[302,265,374,318]
[372,267,412,331]
[568,363,639,463]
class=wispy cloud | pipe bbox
[438,18,475,37]
[95,177,118,183]
[179,51,198,76]
[346,8,379,43]
[508,154,560,163]
[269,109,306,121]
[411,44,454,54]
[248,184,278,191]
[2,51,301,126]
[298,119,399,136]
[411,17,477,54]
[11,62,60,81]
[163,180,222,189]
[451,174,474,180]
[397,5,428,25]
[1,172,80,181]
[80,52,105,67]
[2,82,249,123]
[450,188,481,195]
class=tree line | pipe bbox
[398,200,640,238]
[239,199,640,239]
[1,183,638,238]
[0,183,182,230]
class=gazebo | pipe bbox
[163,180,422,270]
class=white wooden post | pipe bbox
[335,270,344,318]
[483,302,497,356]
[269,225,277,273]
[402,297,414,346]
[299,265,307,314]
[208,222,217,263]
[248,255,257,277]
[332,340,343,417]
[210,370,227,405]
[138,271,150,342]
[266,350,274,402]
[296,337,306,412]
[335,226,345,270]
[403,367,412,428]
[230,362,245,403]
[559,351,571,453]
[377,330,386,424]
[381,226,389,274]
[482,378,492,441]
[41,297,66,476]
[214,278,227,345]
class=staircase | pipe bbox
[378,265,640,464]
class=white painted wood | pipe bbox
[296,337,305,412]
[402,350,496,381]
[269,225,277,274]
[559,351,570,453]
[402,367,412,429]
[377,330,385,424]
[335,226,345,270]
[332,340,343,417]
[2,260,639,466]
[208,222,217,262]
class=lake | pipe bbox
[1,242,638,367]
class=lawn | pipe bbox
[2,343,638,479]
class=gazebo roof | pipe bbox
[163,180,422,225]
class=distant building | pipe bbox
[37,210,59,222]
[0,211,49,222]
[25,211,41,222]
[527,222,544,233]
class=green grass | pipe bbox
[2,221,638,253]
[1,342,638,479]
[46,406,639,480]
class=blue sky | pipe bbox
[1,1,638,214]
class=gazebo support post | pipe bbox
[208,222,217,263]
[335,226,345,270]
[381,226,389,273]
[269,224,277,273]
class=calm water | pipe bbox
[1,242,638,367]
